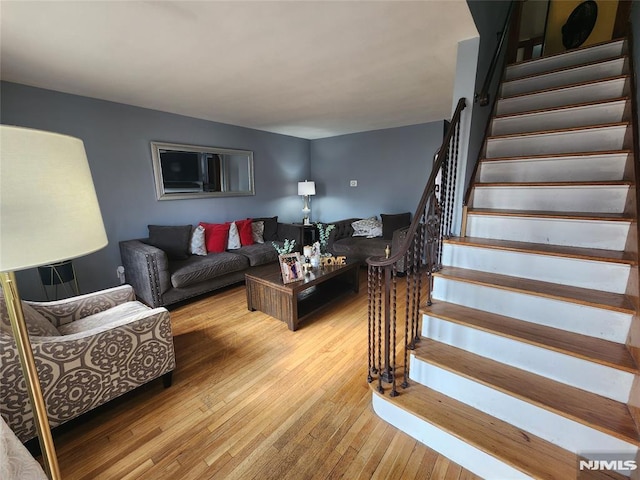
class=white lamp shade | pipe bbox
[0,125,108,272]
[298,180,316,196]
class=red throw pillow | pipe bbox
[199,222,230,253]
[236,218,254,246]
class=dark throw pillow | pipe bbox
[147,225,192,260]
[380,213,411,240]
[254,216,278,241]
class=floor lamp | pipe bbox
[0,125,108,479]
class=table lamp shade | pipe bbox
[0,125,108,272]
[298,180,315,196]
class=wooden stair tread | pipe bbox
[480,150,632,163]
[506,38,625,69]
[493,97,629,119]
[499,74,630,101]
[487,122,629,140]
[412,339,640,447]
[444,236,636,265]
[371,383,627,480]
[475,180,633,187]
[422,301,638,373]
[467,208,633,222]
[504,55,627,83]
[433,266,635,314]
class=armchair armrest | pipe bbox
[26,285,136,328]
[119,239,171,308]
[0,307,175,442]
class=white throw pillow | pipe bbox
[189,225,207,256]
[227,222,241,249]
[352,217,383,238]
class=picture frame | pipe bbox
[279,252,303,284]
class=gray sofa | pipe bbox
[120,218,299,308]
[326,214,411,265]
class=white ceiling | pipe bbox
[0,1,478,139]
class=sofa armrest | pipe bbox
[119,240,171,308]
[26,285,136,327]
[0,308,175,442]
[325,218,360,253]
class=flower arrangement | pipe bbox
[316,223,335,254]
[272,238,296,255]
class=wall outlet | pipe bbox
[350,180,358,187]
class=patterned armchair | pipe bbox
[0,285,175,443]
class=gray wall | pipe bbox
[309,122,445,222]
[1,81,310,300]
[464,0,512,191]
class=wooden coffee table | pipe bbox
[245,261,360,331]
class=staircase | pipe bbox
[370,38,640,479]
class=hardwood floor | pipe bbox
[48,271,480,479]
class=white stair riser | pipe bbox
[505,40,626,80]
[478,154,628,183]
[431,277,632,343]
[420,316,633,403]
[371,393,533,480]
[496,78,628,115]
[491,101,627,136]
[501,58,627,97]
[466,215,630,250]
[486,126,627,158]
[410,358,638,455]
[471,185,629,214]
[442,244,629,293]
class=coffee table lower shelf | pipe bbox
[245,262,359,331]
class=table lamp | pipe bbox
[297,180,316,225]
[0,125,108,479]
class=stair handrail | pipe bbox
[367,97,466,269]
[475,0,516,107]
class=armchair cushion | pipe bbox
[57,301,151,335]
[0,291,60,337]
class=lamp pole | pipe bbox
[1,272,61,479]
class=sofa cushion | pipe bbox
[236,219,254,246]
[252,221,265,243]
[170,252,249,288]
[332,236,389,261]
[254,216,278,241]
[200,222,230,253]
[227,222,241,250]
[147,224,192,260]
[352,217,383,238]
[380,213,411,240]
[189,225,207,256]
[234,242,279,267]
